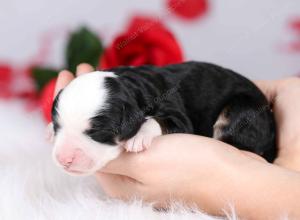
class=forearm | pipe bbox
[197,154,300,219]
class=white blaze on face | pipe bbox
[52,71,122,176]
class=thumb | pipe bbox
[95,172,144,200]
[54,70,74,98]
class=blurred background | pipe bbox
[0,0,300,81]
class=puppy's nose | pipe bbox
[56,154,74,167]
[56,148,89,168]
[56,148,81,166]
[55,148,95,172]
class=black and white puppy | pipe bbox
[51,61,276,175]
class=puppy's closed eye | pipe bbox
[84,128,117,145]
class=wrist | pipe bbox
[275,139,300,171]
[192,146,258,215]
[197,154,300,219]
[193,148,274,217]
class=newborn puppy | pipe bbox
[51,61,276,175]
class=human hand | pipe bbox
[97,134,267,214]
[96,76,300,212]
[255,77,300,170]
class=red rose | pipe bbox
[167,0,208,20]
[100,16,183,69]
[290,18,300,33]
[40,78,56,123]
[0,64,13,98]
[289,18,300,52]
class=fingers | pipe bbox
[254,80,278,103]
[54,70,74,98]
[254,78,300,103]
[102,134,253,180]
[95,172,143,200]
[101,134,214,178]
[53,63,94,99]
[101,151,146,177]
[76,63,94,76]
[100,135,183,177]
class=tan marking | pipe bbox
[213,108,229,140]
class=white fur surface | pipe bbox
[0,100,238,220]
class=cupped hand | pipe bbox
[255,77,300,170]
[96,76,300,212]
[98,134,269,214]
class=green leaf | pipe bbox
[66,27,103,73]
[31,67,59,92]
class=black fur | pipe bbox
[52,89,63,133]
[53,61,277,162]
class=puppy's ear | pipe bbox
[46,122,55,144]
[118,102,145,141]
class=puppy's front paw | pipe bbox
[123,118,162,153]
[124,134,154,153]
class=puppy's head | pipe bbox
[51,71,125,176]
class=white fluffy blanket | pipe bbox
[0,100,238,220]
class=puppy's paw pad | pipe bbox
[123,134,154,153]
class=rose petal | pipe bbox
[39,78,56,123]
[290,18,300,33]
[167,0,208,20]
[99,16,184,68]
[0,64,12,84]
[130,54,148,66]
